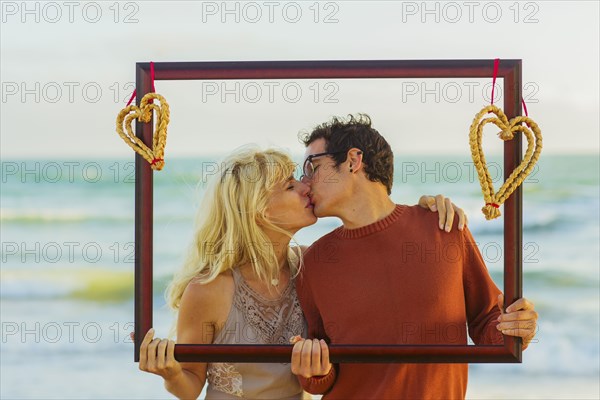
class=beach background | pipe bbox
[1,1,599,399]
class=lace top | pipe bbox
[205,249,308,399]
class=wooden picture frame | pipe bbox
[133,59,523,363]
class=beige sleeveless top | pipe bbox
[205,251,309,399]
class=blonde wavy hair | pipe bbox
[165,145,302,316]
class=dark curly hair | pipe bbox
[299,114,394,195]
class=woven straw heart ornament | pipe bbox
[116,93,170,170]
[469,105,542,220]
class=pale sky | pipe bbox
[1,0,598,159]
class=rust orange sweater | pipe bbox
[296,204,503,399]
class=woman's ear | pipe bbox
[256,210,268,227]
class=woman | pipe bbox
[136,146,466,399]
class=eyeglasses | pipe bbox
[300,151,347,181]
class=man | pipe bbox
[291,114,538,399]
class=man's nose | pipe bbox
[300,175,311,186]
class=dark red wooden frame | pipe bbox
[133,60,523,363]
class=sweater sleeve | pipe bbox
[298,366,337,395]
[295,268,337,394]
[461,227,504,345]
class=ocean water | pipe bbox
[1,154,598,399]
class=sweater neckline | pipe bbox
[334,204,405,239]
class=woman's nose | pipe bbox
[299,180,311,195]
